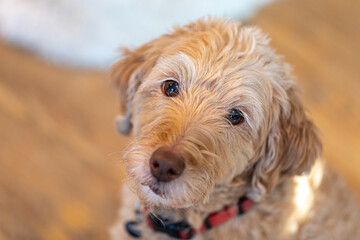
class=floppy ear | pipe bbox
[111,48,145,135]
[111,35,176,135]
[251,87,322,200]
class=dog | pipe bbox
[109,18,360,240]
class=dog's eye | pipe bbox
[162,80,179,97]
[227,109,245,125]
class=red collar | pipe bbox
[126,196,254,239]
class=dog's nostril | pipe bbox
[149,146,185,183]
[167,168,177,176]
[151,161,160,169]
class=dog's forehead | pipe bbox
[153,26,275,90]
[156,50,263,87]
[152,40,275,105]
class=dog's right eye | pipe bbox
[162,80,179,97]
[227,108,245,125]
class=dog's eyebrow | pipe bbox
[154,53,198,87]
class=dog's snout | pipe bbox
[150,146,185,182]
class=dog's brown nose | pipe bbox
[150,146,185,182]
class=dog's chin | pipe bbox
[137,181,209,209]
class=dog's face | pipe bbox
[112,19,321,208]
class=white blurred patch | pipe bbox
[0,0,273,69]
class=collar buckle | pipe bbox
[147,214,194,239]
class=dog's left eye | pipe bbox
[227,109,245,125]
[162,80,179,97]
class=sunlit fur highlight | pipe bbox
[110,18,360,240]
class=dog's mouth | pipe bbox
[140,175,168,197]
[148,182,165,197]
[136,168,216,208]
[143,179,171,199]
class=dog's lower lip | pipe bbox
[149,184,159,194]
[149,183,166,198]
[140,177,157,186]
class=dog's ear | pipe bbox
[111,36,175,135]
[251,87,322,200]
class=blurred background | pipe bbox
[0,0,359,239]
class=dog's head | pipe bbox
[112,18,322,208]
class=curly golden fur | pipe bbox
[110,18,360,240]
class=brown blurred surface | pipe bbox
[0,41,128,239]
[0,0,359,239]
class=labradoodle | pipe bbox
[109,18,360,240]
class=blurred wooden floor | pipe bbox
[0,0,359,239]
